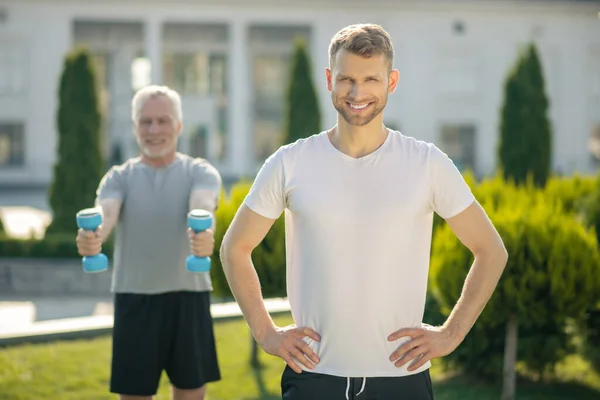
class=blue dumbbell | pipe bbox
[76,208,109,273]
[186,209,213,273]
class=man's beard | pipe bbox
[136,137,176,159]
[333,94,387,127]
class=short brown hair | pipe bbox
[328,24,394,71]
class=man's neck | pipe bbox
[140,151,178,168]
[329,119,389,159]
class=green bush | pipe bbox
[582,173,600,245]
[579,173,600,372]
[545,174,597,216]
[210,182,286,300]
[580,302,600,373]
[46,46,104,234]
[430,186,600,381]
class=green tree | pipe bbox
[282,38,321,145]
[498,43,552,187]
[431,189,600,400]
[46,47,103,234]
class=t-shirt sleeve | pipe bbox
[96,166,125,202]
[243,147,287,220]
[192,160,222,191]
[191,160,223,204]
[428,144,475,219]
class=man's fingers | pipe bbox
[288,347,315,370]
[78,245,102,256]
[388,328,423,342]
[407,352,430,372]
[389,337,427,362]
[83,244,102,254]
[293,337,320,364]
[394,345,427,367]
[281,353,303,374]
[293,327,321,342]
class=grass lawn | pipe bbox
[1,313,599,399]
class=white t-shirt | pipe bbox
[244,130,475,378]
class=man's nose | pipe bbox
[148,122,160,134]
[349,83,368,100]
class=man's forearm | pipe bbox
[221,247,277,343]
[95,199,121,243]
[443,248,508,343]
[98,210,118,243]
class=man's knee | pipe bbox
[172,385,207,400]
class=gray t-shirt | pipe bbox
[96,153,222,294]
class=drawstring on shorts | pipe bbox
[345,377,367,399]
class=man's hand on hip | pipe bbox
[387,323,460,371]
[260,325,321,373]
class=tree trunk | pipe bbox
[250,334,261,368]
[501,315,519,400]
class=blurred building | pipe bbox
[0,0,599,196]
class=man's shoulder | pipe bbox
[273,131,326,160]
[179,153,219,173]
[389,130,451,170]
[389,130,437,155]
[103,157,142,178]
[177,154,222,187]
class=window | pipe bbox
[188,125,208,159]
[131,57,151,91]
[249,25,311,164]
[163,52,229,161]
[439,124,476,173]
[0,46,25,94]
[436,50,479,98]
[164,53,209,95]
[163,53,227,96]
[0,123,25,166]
[251,53,290,160]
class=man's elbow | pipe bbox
[499,243,509,267]
[490,240,509,269]
[219,234,250,271]
[219,237,232,271]
[473,238,508,268]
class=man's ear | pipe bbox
[326,67,333,92]
[388,69,399,94]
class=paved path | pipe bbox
[0,297,291,346]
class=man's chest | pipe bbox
[286,162,431,226]
[123,172,191,219]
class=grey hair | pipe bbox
[131,85,183,124]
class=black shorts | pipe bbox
[110,291,221,396]
[281,365,434,400]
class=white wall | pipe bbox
[0,0,598,187]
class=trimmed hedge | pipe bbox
[0,233,113,259]
[430,178,600,380]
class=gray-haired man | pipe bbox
[76,85,222,400]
